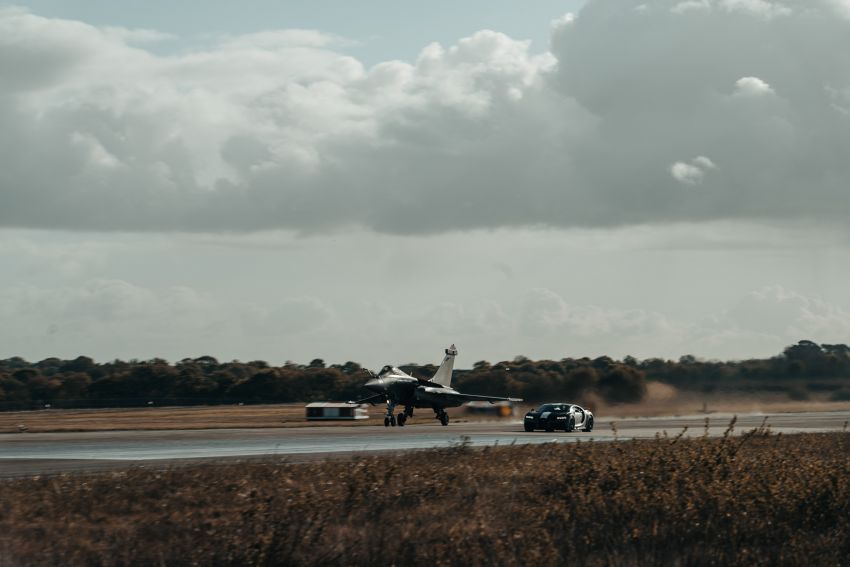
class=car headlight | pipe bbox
[525,415,532,419]
[557,416,566,419]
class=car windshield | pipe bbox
[536,404,565,412]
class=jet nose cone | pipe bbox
[365,378,384,392]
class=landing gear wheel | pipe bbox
[397,413,406,427]
[439,413,449,426]
[584,416,593,432]
[565,417,575,432]
[390,415,397,427]
[384,417,390,427]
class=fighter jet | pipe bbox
[349,344,522,427]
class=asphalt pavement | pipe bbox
[1,410,848,477]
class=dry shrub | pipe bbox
[1,425,849,566]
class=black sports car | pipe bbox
[523,403,594,432]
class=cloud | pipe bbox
[2,2,850,234]
[686,285,850,358]
[670,155,716,185]
[671,1,712,14]
[241,297,336,336]
[218,29,351,50]
[518,288,675,339]
[0,279,214,339]
[726,285,850,338]
[672,0,792,18]
[733,76,775,97]
[828,0,850,18]
[103,27,174,44]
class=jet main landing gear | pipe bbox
[394,405,414,427]
[434,408,449,426]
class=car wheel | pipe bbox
[584,416,594,432]
[565,417,575,432]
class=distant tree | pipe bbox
[679,354,697,365]
[194,356,220,369]
[565,366,598,396]
[0,357,30,370]
[57,372,92,399]
[174,366,217,398]
[60,356,96,374]
[0,375,29,402]
[597,365,647,404]
[12,368,40,382]
[331,361,362,375]
[228,370,286,400]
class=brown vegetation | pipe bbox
[2,426,848,566]
[4,391,850,434]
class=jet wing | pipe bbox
[420,387,522,404]
[347,393,385,405]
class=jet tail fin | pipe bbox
[430,344,458,387]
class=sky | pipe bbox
[2,0,850,369]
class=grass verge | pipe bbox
[1,424,849,566]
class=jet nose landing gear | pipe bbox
[384,400,398,427]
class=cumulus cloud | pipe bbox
[733,76,775,97]
[828,0,850,18]
[2,2,850,234]
[0,279,214,341]
[241,297,337,336]
[518,288,676,339]
[671,1,712,14]
[681,285,850,359]
[672,0,791,18]
[725,285,850,338]
[670,155,716,185]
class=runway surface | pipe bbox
[1,410,848,477]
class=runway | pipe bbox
[1,410,848,477]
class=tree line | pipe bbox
[1,340,849,411]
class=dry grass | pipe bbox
[0,404,389,434]
[1,425,849,566]
[0,405,491,434]
[584,382,850,418]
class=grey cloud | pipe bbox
[2,3,850,234]
[241,297,336,336]
[518,288,676,339]
[683,285,850,359]
[717,285,850,339]
[422,301,511,336]
[0,279,213,336]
